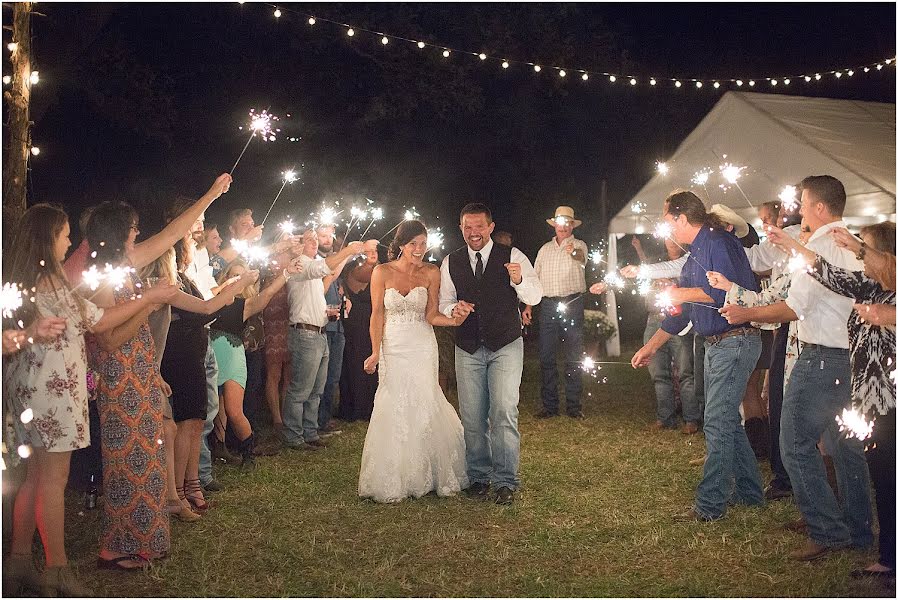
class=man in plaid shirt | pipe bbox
[525,206,589,419]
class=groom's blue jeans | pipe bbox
[455,338,523,490]
[694,333,764,520]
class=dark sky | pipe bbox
[11,2,896,259]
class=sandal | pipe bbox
[96,554,151,571]
[166,498,201,522]
[184,478,213,513]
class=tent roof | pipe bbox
[611,92,896,234]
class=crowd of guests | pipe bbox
[1,171,894,595]
[1,173,378,595]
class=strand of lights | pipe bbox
[247,3,896,91]
[260,169,299,227]
[230,108,280,175]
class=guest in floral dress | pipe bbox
[3,204,175,595]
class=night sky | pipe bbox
[11,2,896,260]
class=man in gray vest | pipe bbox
[439,203,543,505]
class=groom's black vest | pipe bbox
[448,243,522,354]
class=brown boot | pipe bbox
[3,553,42,595]
[41,565,93,597]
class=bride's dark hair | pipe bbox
[388,220,427,261]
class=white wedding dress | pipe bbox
[358,286,469,503]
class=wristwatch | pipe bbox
[856,242,867,261]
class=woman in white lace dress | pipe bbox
[358,220,472,503]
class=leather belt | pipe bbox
[801,343,847,352]
[706,327,760,345]
[291,323,324,334]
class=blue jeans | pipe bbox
[199,341,219,486]
[693,334,706,421]
[694,334,764,519]
[781,345,873,548]
[455,338,523,490]
[767,324,791,490]
[538,296,584,415]
[644,316,698,426]
[319,330,345,429]
[283,328,328,444]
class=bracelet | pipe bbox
[283,269,290,284]
[856,242,867,261]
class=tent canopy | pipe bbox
[611,92,896,234]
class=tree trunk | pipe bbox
[3,1,33,250]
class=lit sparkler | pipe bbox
[427,228,445,251]
[779,185,799,212]
[230,108,281,175]
[653,221,674,240]
[381,207,420,240]
[589,249,604,265]
[1,283,24,318]
[357,205,385,240]
[786,253,813,274]
[260,169,299,227]
[656,161,669,176]
[278,219,296,236]
[836,406,874,441]
[691,169,712,187]
[630,201,647,215]
[718,162,753,208]
[603,271,626,291]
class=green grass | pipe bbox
[53,344,894,597]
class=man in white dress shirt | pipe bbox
[719,176,873,561]
[282,229,363,450]
[440,203,543,505]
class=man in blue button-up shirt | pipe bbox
[632,191,763,522]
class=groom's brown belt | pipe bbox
[291,323,325,334]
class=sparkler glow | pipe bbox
[630,201,647,215]
[691,169,712,186]
[836,406,874,441]
[557,303,567,314]
[653,222,674,240]
[589,249,604,265]
[260,169,300,226]
[231,108,281,175]
[778,185,799,212]
[581,356,596,371]
[278,219,296,235]
[719,163,745,184]
[357,205,386,240]
[1,283,24,318]
[637,278,653,296]
[603,272,626,291]
[786,253,813,274]
[656,162,669,175]
[426,229,445,250]
[318,207,338,227]
[655,290,676,313]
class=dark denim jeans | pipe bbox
[781,345,873,548]
[538,295,584,415]
[693,334,706,421]
[694,333,764,520]
[644,316,698,426]
[319,330,345,429]
[767,324,791,490]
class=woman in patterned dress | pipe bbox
[3,205,177,595]
[85,174,233,570]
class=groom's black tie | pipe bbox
[474,252,484,281]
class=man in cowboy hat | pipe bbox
[525,206,590,419]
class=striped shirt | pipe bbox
[534,236,588,297]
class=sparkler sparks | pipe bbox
[836,406,874,441]
[589,249,604,265]
[653,222,674,240]
[630,201,647,215]
[786,253,813,274]
[1,283,24,318]
[655,290,676,313]
[318,207,338,226]
[603,272,626,291]
[231,108,281,175]
[259,169,300,226]
[779,185,799,212]
[719,163,745,185]
[278,219,296,235]
[81,265,135,292]
[691,169,712,187]
[656,161,669,175]
[426,228,445,250]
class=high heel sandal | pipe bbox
[184,479,213,513]
[166,497,201,522]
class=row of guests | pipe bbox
[1,173,383,595]
[628,177,894,578]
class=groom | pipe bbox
[439,203,543,505]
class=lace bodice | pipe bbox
[384,286,428,325]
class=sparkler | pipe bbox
[589,249,604,265]
[656,161,669,176]
[357,205,385,240]
[380,207,420,240]
[603,271,627,291]
[229,238,270,267]
[630,201,647,215]
[653,222,674,240]
[426,228,445,251]
[786,253,814,275]
[779,185,799,212]
[278,219,296,236]
[1,283,24,318]
[718,162,753,208]
[260,169,299,227]
[691,169,712,187]
[230,108,281,175]
[836,406,874,441]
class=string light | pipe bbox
[609,75,616,82]
[695,81,702,88]
[674,81,681,88]
[417,41,425,49]
[559,70,566,77]
[649,78,656,86]
[533,65,541,72]
[442,49,450,58]
[7,42,17,52]
[581,73,588,81]
[29,71,39,85]
[381,36,389,45]
[502,61,509,69]
[273,8,281,18]
[479,53,487,61]
[736,79,743,86]
[2,76,10,85]
[308,17,315,25]
[771,79,778,86]
[629,77,636,85]
[30,146,40,156]
[713,81,720,88]
[749,80,755,86]
[347,28,355,37]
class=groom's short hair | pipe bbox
[460,203,492,223]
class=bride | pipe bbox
[359,220,473,503]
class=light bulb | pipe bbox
[713,81,720,88]
[864,67,870,72]
[30,146,40,156]
[442,49,450,58]
[381,36,388,45]
[784,78,790,85]
[417,41,425,49]
[877,64,883,70]
[649,78,656,86]
[847,70,854,76]
[886,59,893,64]
[749,80,755,86]
[695,81,703,88]
[7,42,17,52]
[478,53,486,60]
[533,65,541,72]
[815,73,822,80]
[273,8,281,18]
[674,80,681,88]
[771,79,778,86]
[29,71,38,84]
[629,77,636,85]
[736,79,743,86]
[347,28,355,37]
[582,73,588,81]
[502,60,509,69]
[308,17,315,25]
[559,69,566,77]
[804,75,811,82]
[609,75,616,82]
[835,72,842,78]
[2,75,10,85]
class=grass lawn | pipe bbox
[47,343,895,597]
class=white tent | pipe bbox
[604,92,896,357]
[611,91,896,234]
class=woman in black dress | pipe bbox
[338,240,380,421]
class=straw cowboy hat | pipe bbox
[708,203,749,238]
[546,206,582,228]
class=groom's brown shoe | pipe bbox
[465,482,490,501]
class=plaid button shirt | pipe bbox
[534,236,588,297]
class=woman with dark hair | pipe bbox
[3,204,176,595]
[357,220,471,503]
[209,256,302,467]
[338,239,380,422]
[86,174,234,570]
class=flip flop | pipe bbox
[96,555,151,571]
